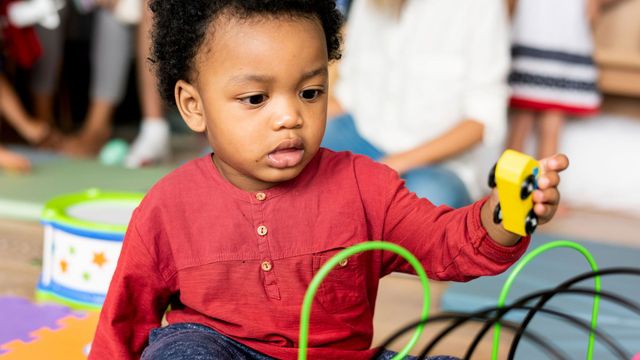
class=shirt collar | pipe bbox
[199,149,324,202]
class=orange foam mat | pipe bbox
[0,311,100,359]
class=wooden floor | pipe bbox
[1,204,639,358]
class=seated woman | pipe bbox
[324,0,511,208]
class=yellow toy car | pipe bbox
[488,150,540,236]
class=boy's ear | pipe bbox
[175,80,206,133]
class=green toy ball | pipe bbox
[99,139,129,166]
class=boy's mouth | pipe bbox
[267,139,304,169]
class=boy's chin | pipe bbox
[263,166,304,182]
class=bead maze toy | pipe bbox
[37,189,143,310]
[488,149,540,236]
[300,240,639,359]
[299,242,431,360]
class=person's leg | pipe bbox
[506,110,535,153]
[537,109,565,159]
[0,75,50,144]
[124,0,170,168]
[402,166,472,208]
[321,113,385,160]
[30,8,67,125]
[141,323,275,360]
[63,8,133,156]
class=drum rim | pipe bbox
[41,188,143,234]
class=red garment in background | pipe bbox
[1,0,42,68]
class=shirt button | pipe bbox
[338,258,349,267]
[255,192,266,201]
[261,260,272,272]
[257,225,268,236]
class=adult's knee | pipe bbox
[403,167,471,208]
[322,113,355,150]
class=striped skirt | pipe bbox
[509,0,601,116]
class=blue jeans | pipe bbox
[322,114,472,208]
[141,323,459,360]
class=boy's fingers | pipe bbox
[537,172,560,189]
[534,203,556,221]
[540,153,569,173]
[533,188,560,206]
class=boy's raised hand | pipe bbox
[532,153,570,225]
[482,153,569,247]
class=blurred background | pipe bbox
[1,0,639,358]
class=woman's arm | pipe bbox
[380,119,484,174]
[382,0,510,175]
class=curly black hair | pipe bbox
[149,0,343,105]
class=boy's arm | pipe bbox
[89,213,174,359]
[481,154,569,246]
[378,154,568,281]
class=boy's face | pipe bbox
[176,14,329,192]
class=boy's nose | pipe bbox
[273,115,303,130]
[272,100,303,130]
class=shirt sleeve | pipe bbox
[462,0,511,147]
[379,168,530,281]
[89,210,175,359]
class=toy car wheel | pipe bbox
[488,164,497,188]
[520,175,536,200]
[525,210,538,235]
[493,203,502,224]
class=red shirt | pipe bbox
[90,149,529,359]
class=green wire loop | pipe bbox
[298,241,431,360]
[492,240,601,360]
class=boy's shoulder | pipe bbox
[317,148,398,182]
[139,155,212,207]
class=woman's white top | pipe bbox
[335,0,511,199]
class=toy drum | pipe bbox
[37,189,144,310]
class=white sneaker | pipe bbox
[125,120,170,168]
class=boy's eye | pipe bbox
[240,94,267,106]
[300,89,323,101]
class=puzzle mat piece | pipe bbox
[0,296,81,348]
[0,311,100,359]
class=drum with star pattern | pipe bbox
[37,189,143,310]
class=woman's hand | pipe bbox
[380,152,419,175]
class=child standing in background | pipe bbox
[507,0,607,159]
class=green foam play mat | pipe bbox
[0,147,175,221]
